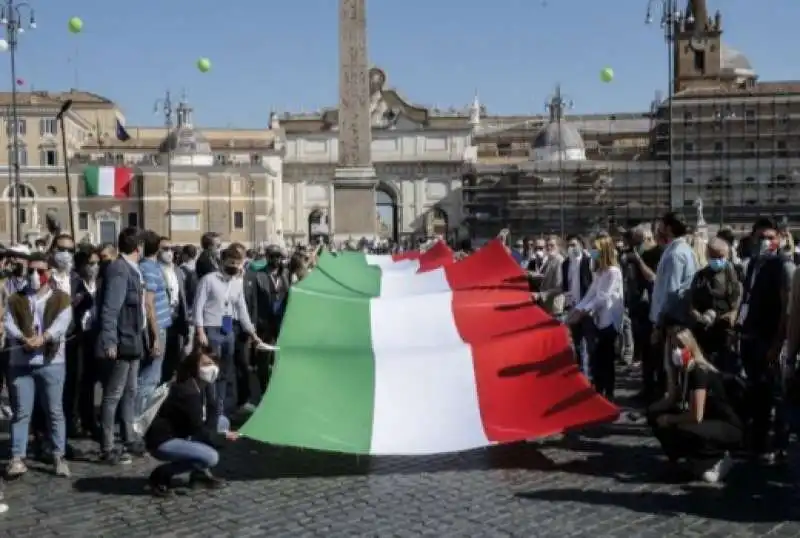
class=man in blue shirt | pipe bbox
[138,230,173,417]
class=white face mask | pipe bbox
[534,249,545,259]
[198,365,219,384]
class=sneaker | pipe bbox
[189,469,226,489]
[702,453,733,483]
[99,450,132,466]
[239,402,257,414]
[125,442,147,459]
[5,458,27,478]
[53,456,71,478]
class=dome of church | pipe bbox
[530,121,587,162]
[721,43,755,77]
[159,100,214,166]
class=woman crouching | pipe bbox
[145,346,240,497]
[647,328,743,483]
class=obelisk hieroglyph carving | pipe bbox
[333,0,377,238]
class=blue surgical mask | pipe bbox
[708,258,727,271]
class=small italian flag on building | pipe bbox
[83,166,133,198]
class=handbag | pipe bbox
[133,382,171,436]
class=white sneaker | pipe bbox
[702,452,733,483]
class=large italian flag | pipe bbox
[240,240,619,455]
[83,166,133,198]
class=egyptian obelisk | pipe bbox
[333,0,377,238]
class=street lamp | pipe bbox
[153,91,175,237]
[0,0,35,244]
[645,0,691,210]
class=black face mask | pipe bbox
[223,265,239,276]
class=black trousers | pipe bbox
[591,325,618,399]
[63,335,81,433]
[740,336,777,454]
[161,323,186,384]
[635,316,663,402]
[648,409,742,461]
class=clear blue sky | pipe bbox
[5,0,798,128]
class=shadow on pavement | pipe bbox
[215,440,558,480]
[72,476,151,496]
[516,480,800,523]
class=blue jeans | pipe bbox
[8,362,67,459]
[152,438,219,480]
[100,358,139,453]
[137,328,167,417]
[205,326,236,422]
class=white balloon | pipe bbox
[0,40,8,52]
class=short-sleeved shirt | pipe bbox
[685,367,741,427]
[140,258,172,331]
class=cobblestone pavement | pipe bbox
[2,373,800,537]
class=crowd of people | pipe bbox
[0,228,312,500]
[518,212,800,484]
[0,212,798,504]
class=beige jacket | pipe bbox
[537,254,565,315]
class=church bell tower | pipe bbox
[673,0,723,93]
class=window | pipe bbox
[46,185,57,195]
[172,180,199,194]
[231,179,241,195]
[233,211,245,230]
[683,111,693,124]
[683,142,695,153]
[19,208,26,224]
[78,212,89,231]
[713,142,724,154]
[39,118,57,136]
[250,153,262,165]
[685,177,694,184]
[745,176,755,183]
[170,212,200,231]
[776,141,788,157]
[693,51,705,73]
[745,110,756,126]
[127,212,138,228]
[5,119,26,136]
[214,153,227,165]
[40,149,58,167]
[8,145,28,166]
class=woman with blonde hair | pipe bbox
[647,328,743,483]
[690,233,708,268]
[566,233,624,398]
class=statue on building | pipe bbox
[368,68,398,128]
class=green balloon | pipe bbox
[68,17,83,34]
[197,58,211,73]
[600,67,614,83]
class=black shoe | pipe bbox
[99,449,133,466]
[149,470,173,498]
[189,470,226,489]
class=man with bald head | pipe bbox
[685,237,741,368]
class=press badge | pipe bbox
[221,314,233,335]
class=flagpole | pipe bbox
[56,99,75,239]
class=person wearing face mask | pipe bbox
[95,227,149,465]
[157,237,190,385]
[561,234,594,376]
[532,236,565,316]
[685,238,741,373]
[647,329,743,483]
[144,346,240,497]
[4,252,73,478]
[193,246,264,428]
[737,218,795,464]
[49,234,75,295]
[63,248,103,440]
[195,232,222,281]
